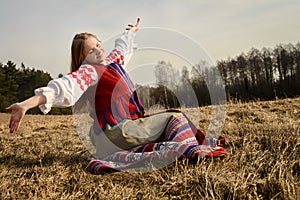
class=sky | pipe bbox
[0,0,299,84]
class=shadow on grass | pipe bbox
[0,152,89,169]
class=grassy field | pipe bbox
[0,97,299,199]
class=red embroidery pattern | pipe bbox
[106,49,125,65]
[69,66,95,91]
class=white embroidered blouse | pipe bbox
[35,30,136,114]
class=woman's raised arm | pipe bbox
[105,18,141,67]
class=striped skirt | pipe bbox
[88,111,226,174]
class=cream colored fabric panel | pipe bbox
[93,112,182,159]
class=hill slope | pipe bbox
[0,97,299,199]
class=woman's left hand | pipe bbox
[126,18,141,33]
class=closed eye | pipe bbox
[88,49,95,54]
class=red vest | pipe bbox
[92,63,144,131]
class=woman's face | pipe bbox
[84,36,105,65]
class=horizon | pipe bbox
[1,40,299,80]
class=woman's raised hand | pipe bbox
[126,18,141,33]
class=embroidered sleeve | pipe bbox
[34,65,98,114]
[105,30,136,68]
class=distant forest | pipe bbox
[0,61,71,114]
[1,42,300,114]
[138,42,300,109]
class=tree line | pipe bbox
[1,42,299,114]
[0,61,71,114]
[218,42,300,101]
[137,42,300,108]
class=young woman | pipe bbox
[7,18,226,174]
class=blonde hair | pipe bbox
[70,32,99,72]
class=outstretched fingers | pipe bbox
[8,119,20,133]
[6,104,24,133]
[126,18,141,32]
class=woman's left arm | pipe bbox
[105,18,141,68]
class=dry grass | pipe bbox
[0,98,299,199]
